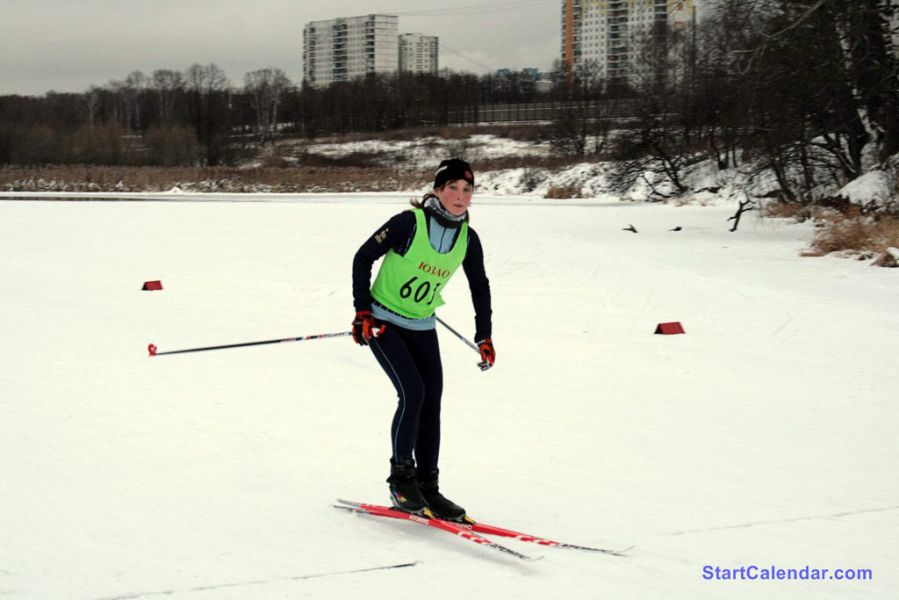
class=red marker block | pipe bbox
[654,322,685,335]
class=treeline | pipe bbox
[1,65,238,166]
[593,0,899,209]
[1,0,896,214]
[0,64,562,167]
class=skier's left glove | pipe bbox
[476,338,495,371]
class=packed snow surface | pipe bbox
[1,195,897,599]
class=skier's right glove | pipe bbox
[352,310,385,346]
[476,338,495,371]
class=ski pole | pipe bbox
[148,331,352,357]
[435,316,491,371]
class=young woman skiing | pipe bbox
[351,158,494,523]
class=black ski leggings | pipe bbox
[370,324,443,475]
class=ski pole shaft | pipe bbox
[436,316,491,370]
[435,316,479,353]
[148,331,352,357]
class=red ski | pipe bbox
[466,521,632,556]
[333,499,537,561]
[334,499,631,558]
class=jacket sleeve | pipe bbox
[462,227,492,342]
[352,211,415,312]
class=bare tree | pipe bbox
[727,0,898,177]
[185,63,232,164]
[105,71,146,131]
[185,63,229,96]
[151,69,183,123]
[611,19,704,199]
[831,0,899,170]
[124,71,146,130]
[105,78,126,128]
[549,59,605,157]
[83,86,101,129]
[244,68,292,143]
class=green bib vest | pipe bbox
[371,209,469,319]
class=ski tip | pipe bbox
[595,545,634,557]
[598,544,634,556]
[557,542,633,556]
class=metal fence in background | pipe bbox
[447,99,640,125]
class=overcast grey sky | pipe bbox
[0,0,561,96]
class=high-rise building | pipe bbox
[399,33,439,75]
[561,0,696,87]
[303,14,399,88]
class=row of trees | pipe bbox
[598,0,898,207]
[0,64,294,165]
[0,63,573,167]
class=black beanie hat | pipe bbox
[434,158,474,189]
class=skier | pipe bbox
[351,158,494,522]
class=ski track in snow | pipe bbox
[662,504,899,536]
[88,561,417,600]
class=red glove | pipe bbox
[352,310,385,346]
[477,338,495,371]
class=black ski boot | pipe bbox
[387,461,431,516]
[418,470,469,523]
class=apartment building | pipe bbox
[561,0,696,86]
[303,14,399,88]
[399,33,439,75]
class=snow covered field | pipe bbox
[1,195,897,600]
[300,134,551,168]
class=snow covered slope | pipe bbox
[1,196,896,599]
